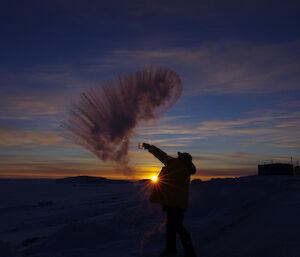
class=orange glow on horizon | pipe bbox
[0,170,243,181]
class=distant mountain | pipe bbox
[191,179,203,184]
[56,176,132,184]
[135,179,152,184]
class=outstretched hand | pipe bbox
[143,143,151,150]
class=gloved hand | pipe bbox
[143,143,151,150]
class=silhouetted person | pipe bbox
[143,143,197,257]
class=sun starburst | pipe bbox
[151,176,158,182]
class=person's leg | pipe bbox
[160,206,177,256]
[173,208,197,257]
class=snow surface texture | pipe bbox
[0,176,300,257]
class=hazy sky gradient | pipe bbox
[1,0,299,179]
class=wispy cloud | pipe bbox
[0,162,112,179]
[89,40,300,95]
[0,127,67,148]
[0,96,63,120]
[0,63,94,120]
[277,101,300,109]
[2,40,299,122]
[0,151,118,178]
[136,108,300,149]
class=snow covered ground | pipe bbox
[0,176,300,257]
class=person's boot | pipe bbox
[182,241,196,257]
[160,231,177,256]
[181,233,197,257]
[160,248,178,256]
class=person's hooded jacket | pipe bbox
[148,145,196,210]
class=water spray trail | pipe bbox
[62,67,182,173]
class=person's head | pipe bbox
[177,152,192,162]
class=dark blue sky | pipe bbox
[1,0,300,179]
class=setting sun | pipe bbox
[151,176,158,182]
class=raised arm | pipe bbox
[143,143,172,165]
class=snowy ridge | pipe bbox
[55,176,132,184]
[0,176,300,257]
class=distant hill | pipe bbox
[191,178,203,184]
[136,179,151,184]
[56,176,132,184]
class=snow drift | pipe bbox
[1,176,300,257]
